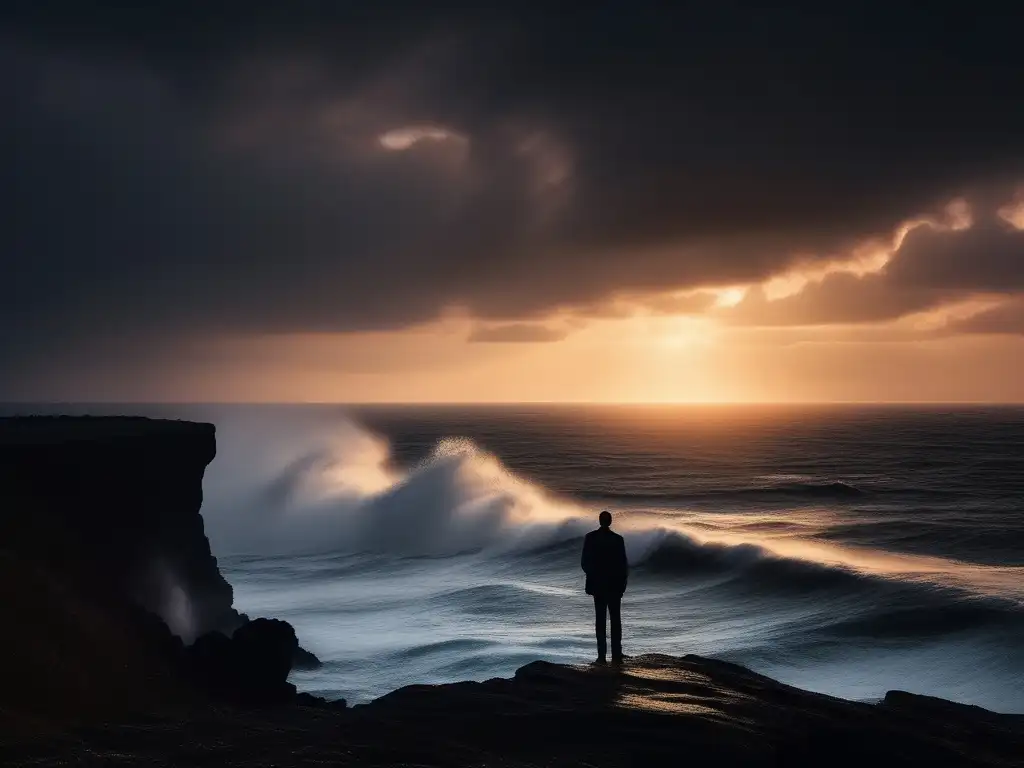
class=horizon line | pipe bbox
[3,399,1024,407]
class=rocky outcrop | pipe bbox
[0,416,317,720]
[349,654,1024,766]
[0,416,236,640]
[187,618,300,706]
[4,654,1021,766]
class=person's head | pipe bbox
[598,510,612,528]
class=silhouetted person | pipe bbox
[581,510,628,664]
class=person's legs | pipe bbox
[593,596,608,661]
[609,596,622,660]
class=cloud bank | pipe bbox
[2,2,1023,393]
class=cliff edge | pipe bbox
[0,416,236,641]
[0,416,315,721]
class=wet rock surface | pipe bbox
[4,654,1022,766]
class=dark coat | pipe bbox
[581,527,628,597]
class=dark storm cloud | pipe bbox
[725,210,1024,326]
[3,1,1024,379]
[886,214,1024,292]
[727,275,951,327]
[946,297,1024,335]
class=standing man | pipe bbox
[581,510,628,664]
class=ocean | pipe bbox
[9,403,1024,712]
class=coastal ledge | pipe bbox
[2,416,1021,766]
[5,653,1023,766]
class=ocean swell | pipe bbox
[207,415,1023,618]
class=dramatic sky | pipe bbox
[3,2,1024,402]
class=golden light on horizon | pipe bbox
[652,317,716,350]
[713,287,747,307]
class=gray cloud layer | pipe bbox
[726,212,1024,326]
[948,298,1024,335]
[3,2,1024,384]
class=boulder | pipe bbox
[232,618,298,690]
[185,618,306,706]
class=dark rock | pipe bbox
[0,417,324,718]
[233,618,298,690]
[354,653,1024,767]
[0,546,196,721]
[295,692,348,710]
[8,653,1019,767]
[295,692,319,707]
[186,630,235,695]
[125,603,186,663]
[184,618,306,706]
[293,644,323,670]
[0,416,241,641]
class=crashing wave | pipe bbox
[203,415,1020,610]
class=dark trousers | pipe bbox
[593,595,622,659]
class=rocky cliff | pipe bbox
[0,416,315,721]
[0,416,238,641]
